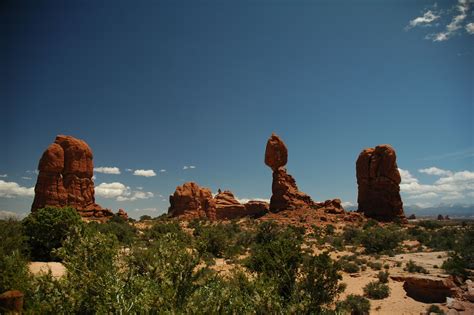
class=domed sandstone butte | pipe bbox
[168,182,217,220]
[168,184,268,220]
[31,135,124,220]
[356,144,405,221]
[264,133,314,212]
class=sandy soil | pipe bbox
[28,262,66,278]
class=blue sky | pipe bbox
[1,0,473,218]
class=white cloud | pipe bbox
[183,166,188,170]
[133,169,156,177]
[408,0,472,41]
[95,182,128,199]
[159,169,166,173]
[342,201,355,208]
[399,167,474,205]
[419,167,453,177]
[235,197,270,204]
[399,168,419,184]
[183,165,196,170]
[94,166,121,174]
[466,23,474,34]
[21,177,32,180]
[26,170,39,175]
[0,180,34,198]
[125,168,133,172]
[96,182,154,201]
[0,210,25,220]
[0,174,7,178]
[408,10,440,28]
[136,186,143,190]
[117,191,154,202]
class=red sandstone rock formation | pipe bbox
[356,144,405,221]
[168,185,268,220]
[117,209,128,220]
[31,135,121,220]
[265,133,314,212]
[391,275,460,303]
[168,182,216,220]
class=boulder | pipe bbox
[356,144,405,221]
[168,182,216,220]
[264,133,288,171]
[0,290,24,313]
[391,275,459,303]
[31,135,112,220]
[265,133,314,212]
[244,200,269,217]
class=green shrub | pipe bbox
[367,261,382,270]
[343,226,363,245]
[341,261,360,273]
[426,305,444,314]
[418,220,442,230]
[22,206,83,261]
[295,252,345,313]
[377,271,389,283]
[145,220,189,243]
[360,225,402,254]
[336,294,371,315]
[87,217,137,245]
[139,215,152,221]
[325,224,336,235]
[246,221,303,303]
[363,281,390,299]
[405,260,428,274]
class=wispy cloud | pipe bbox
[407,0,473,41]
[21,177,32,180]
[0,174,7,178]
[133,169,156,177]
[407,10,440,28]
[94,166,121,174]
[183,165,196,170]
[0,180,34,198]
[419,167,453,176]
[159,169,166,173]
[421,148,474,161]
[235,197,270,204]
[95,182,154,201]
[125,168,133,172]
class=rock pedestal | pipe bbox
[356,144,405,221]
[31,135,126,220]
[265,133,314,212]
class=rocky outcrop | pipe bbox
[0,290,24,313]
[215,190,246,219]
[356,144,405,221]
[31,135,124,220]
[265,133,314,212]
[117,209,128,220]
[391,275,460,303]
[168,182,216,220]
[168,184,268,220]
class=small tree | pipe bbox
[337,294,371,315]
[23,206,83,261]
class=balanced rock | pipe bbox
[265,133,288,171]
[265,133,314,212]
[356,144,405,221]
[168,182,216,220]
[31,135,118,220]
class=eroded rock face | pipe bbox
[169,185,268,220]
[31,135,116,220]
[265,133,314,212]
[168,182,216,220]
[356,145,404,221]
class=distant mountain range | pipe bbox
[345,204,474,218]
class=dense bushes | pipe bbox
[442,225,474,278]
[22,206,83,261]
[0,219,31,293]
[360,225,403,254]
